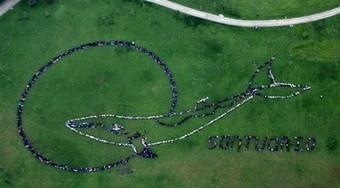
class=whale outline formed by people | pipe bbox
[65,56,311,157]
[17,40,311,173]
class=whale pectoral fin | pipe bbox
[138,147,158,159]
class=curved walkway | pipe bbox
[145,0,340,27]
[0,0,20,17]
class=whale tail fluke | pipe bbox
[248,57,311,99]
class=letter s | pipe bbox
[208,135,219,149]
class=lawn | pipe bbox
[0,0,339,187]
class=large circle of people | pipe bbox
[17,40,177,173]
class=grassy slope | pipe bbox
[0,0,339,187]
[173,0,340,19]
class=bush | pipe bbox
[326,137,338,152]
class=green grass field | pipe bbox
[0,0,339,187]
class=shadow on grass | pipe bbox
[326,136,338,152]
[125,0,147,7]
[173,12,209,28]
[0,168,11,187]
[215,3,241,18]
[200,39,224,59]
[116,165,134,175]
[317,63,339,81]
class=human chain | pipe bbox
[17,40,178,173]
[17,40,311,173]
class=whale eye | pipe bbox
[109,124,125,134]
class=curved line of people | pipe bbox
[17,40,176,172]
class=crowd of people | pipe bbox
[17,40,176,172]
[208,135,317,152]
[155,57,310,127]
[17,40,312,173]
[68,120,127,135]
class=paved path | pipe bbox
[145,0,340,27]
[0,0,20,17]
[1,0,339,27]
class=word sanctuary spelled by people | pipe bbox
[208,135,316,152]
